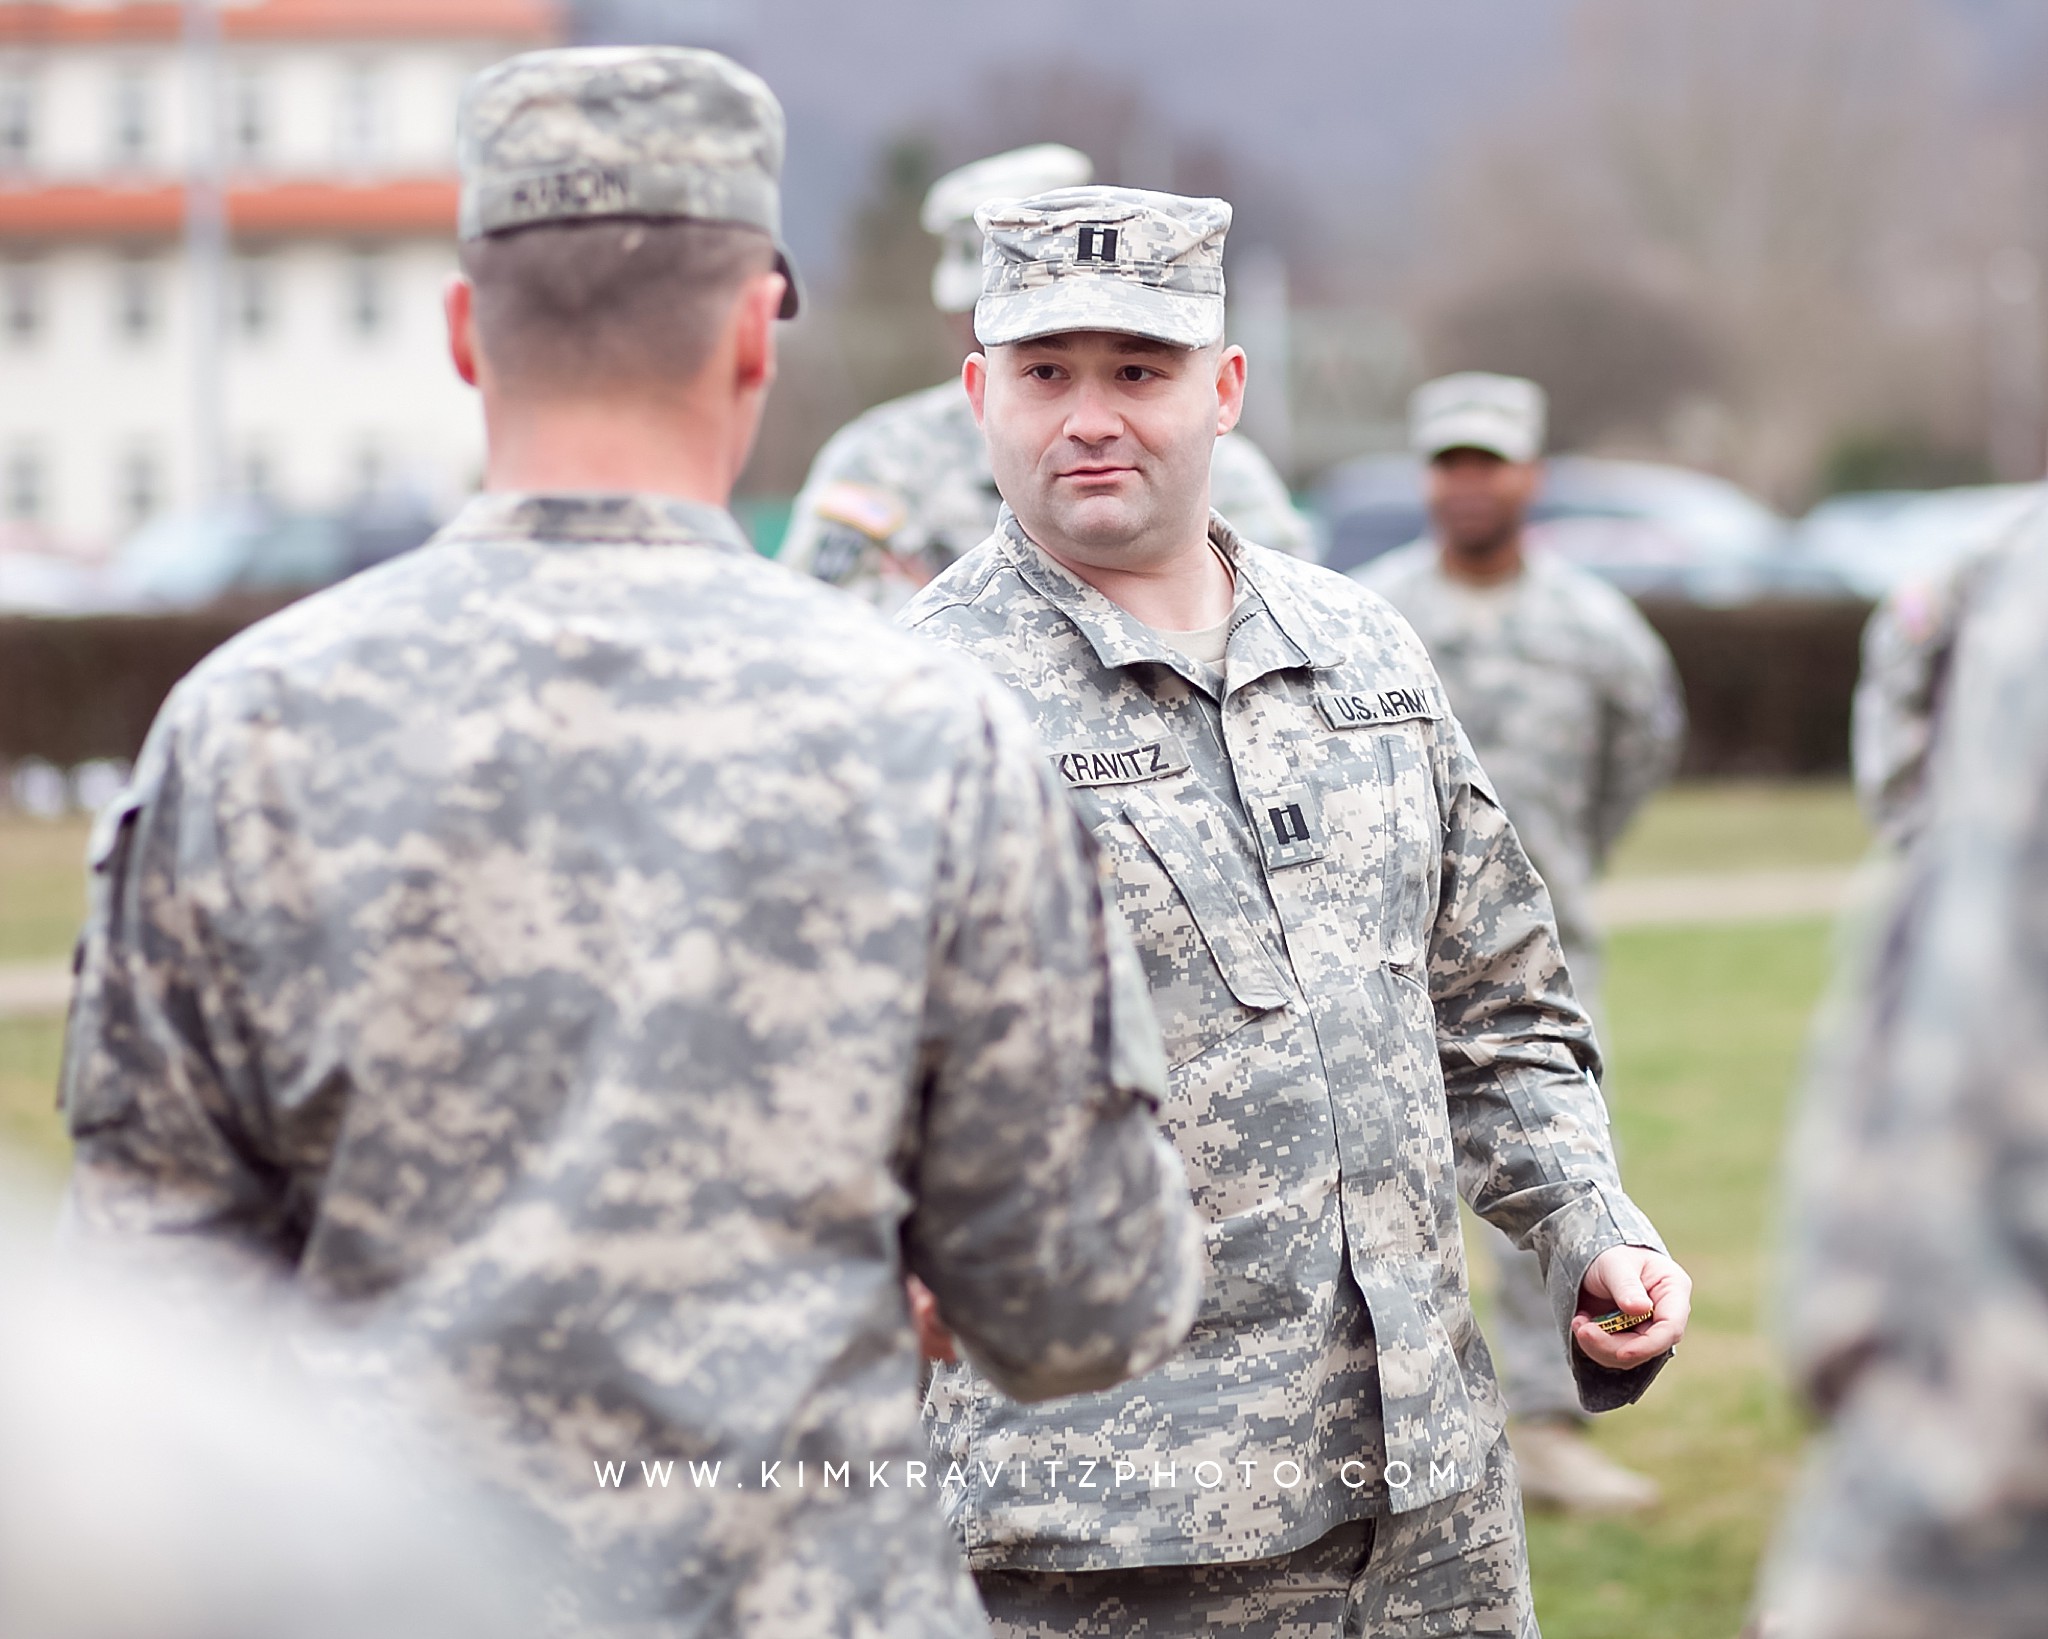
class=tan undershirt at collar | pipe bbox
[1147,612,1233,668]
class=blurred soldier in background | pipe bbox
[1765,510,2048,1639]
[1355,373,1685,1515]
[903,186,1689,1637]
[57,48,1202,1638]
[780,144,1312,611]
[1850,494,2042,850]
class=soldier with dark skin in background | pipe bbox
[1358,375,1684,1516]
[55,48,1203,1639]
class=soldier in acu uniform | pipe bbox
[1850,493,2041,851]
[55,49,1203,1639]
[1356,373,1684,1514]
[780,145,1311,612]
[900,186,1692,1637]
[1765,510,2048,1639]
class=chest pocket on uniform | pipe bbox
[1089,797,1291,1070]
[1310,683,1445,972]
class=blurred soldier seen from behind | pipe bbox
[1355,372,1685,1515]
[902,186,1690,1637]
[779,143,1312,611]
[1850,490,2043,851]
[1764,509,2048,1639]
[56,47,1202,1639]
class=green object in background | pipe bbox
[732,497,794,558]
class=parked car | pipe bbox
[1310,454,1847,603]
[0,500,443,615]
[1789,482,2042,600]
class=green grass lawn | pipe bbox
[1523,916,1831,1638]
[0,1017,67,1173]
[0,815,91,964]
[1607,781,1868,878]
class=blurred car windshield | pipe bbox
[1310,453,1827,602]
[1790,483,2042,599]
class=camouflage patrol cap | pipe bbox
[974,186,1230,348]
[458,46,801,318]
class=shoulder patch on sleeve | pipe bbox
[814,481,907,543]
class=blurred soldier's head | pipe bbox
[445,47,800,477]
[924,144,1093,350]
[1411,372,1547,576]
[964,187,1247,573]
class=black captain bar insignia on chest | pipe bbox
[1052,736,1193,788]
[1258,781,1327,870]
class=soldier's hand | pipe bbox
[906,1276,958,1364]
[1572,1246,1691,1370]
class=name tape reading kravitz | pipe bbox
[1053,737,1192,788]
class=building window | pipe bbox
[347,251,386,336]
[121,450,159,526]
[112,67,153,168]
[3,264,41,344]
[116,260,158,342]
[5,448,43,522]
[231,69,267,166]
[0,67,33,168]
[236,256,273,339]
[337,63,382,167]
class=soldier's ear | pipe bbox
[1213,344,1247,438]
[963,352,990,428]
[444,275,480,389]
[731,271,784,393]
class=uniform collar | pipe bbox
[994,507,1335,694]
[437,491,754,555]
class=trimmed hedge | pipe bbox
[1638,597,1872,777]
[0,594,1875,777]
[0,596,297,768]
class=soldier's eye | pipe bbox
[1116,366,1155,383]
[1026,364,1064,381]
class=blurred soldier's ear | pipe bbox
[445,275,481,390]
[730,269,786,395]
[1213,343,1248,438]
[962,351,991,429]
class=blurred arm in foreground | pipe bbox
[0,1172,552,1639]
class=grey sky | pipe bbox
[570,1,2041,283]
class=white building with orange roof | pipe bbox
[0,0,559,559]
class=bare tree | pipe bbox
[1417,0,1985,501]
